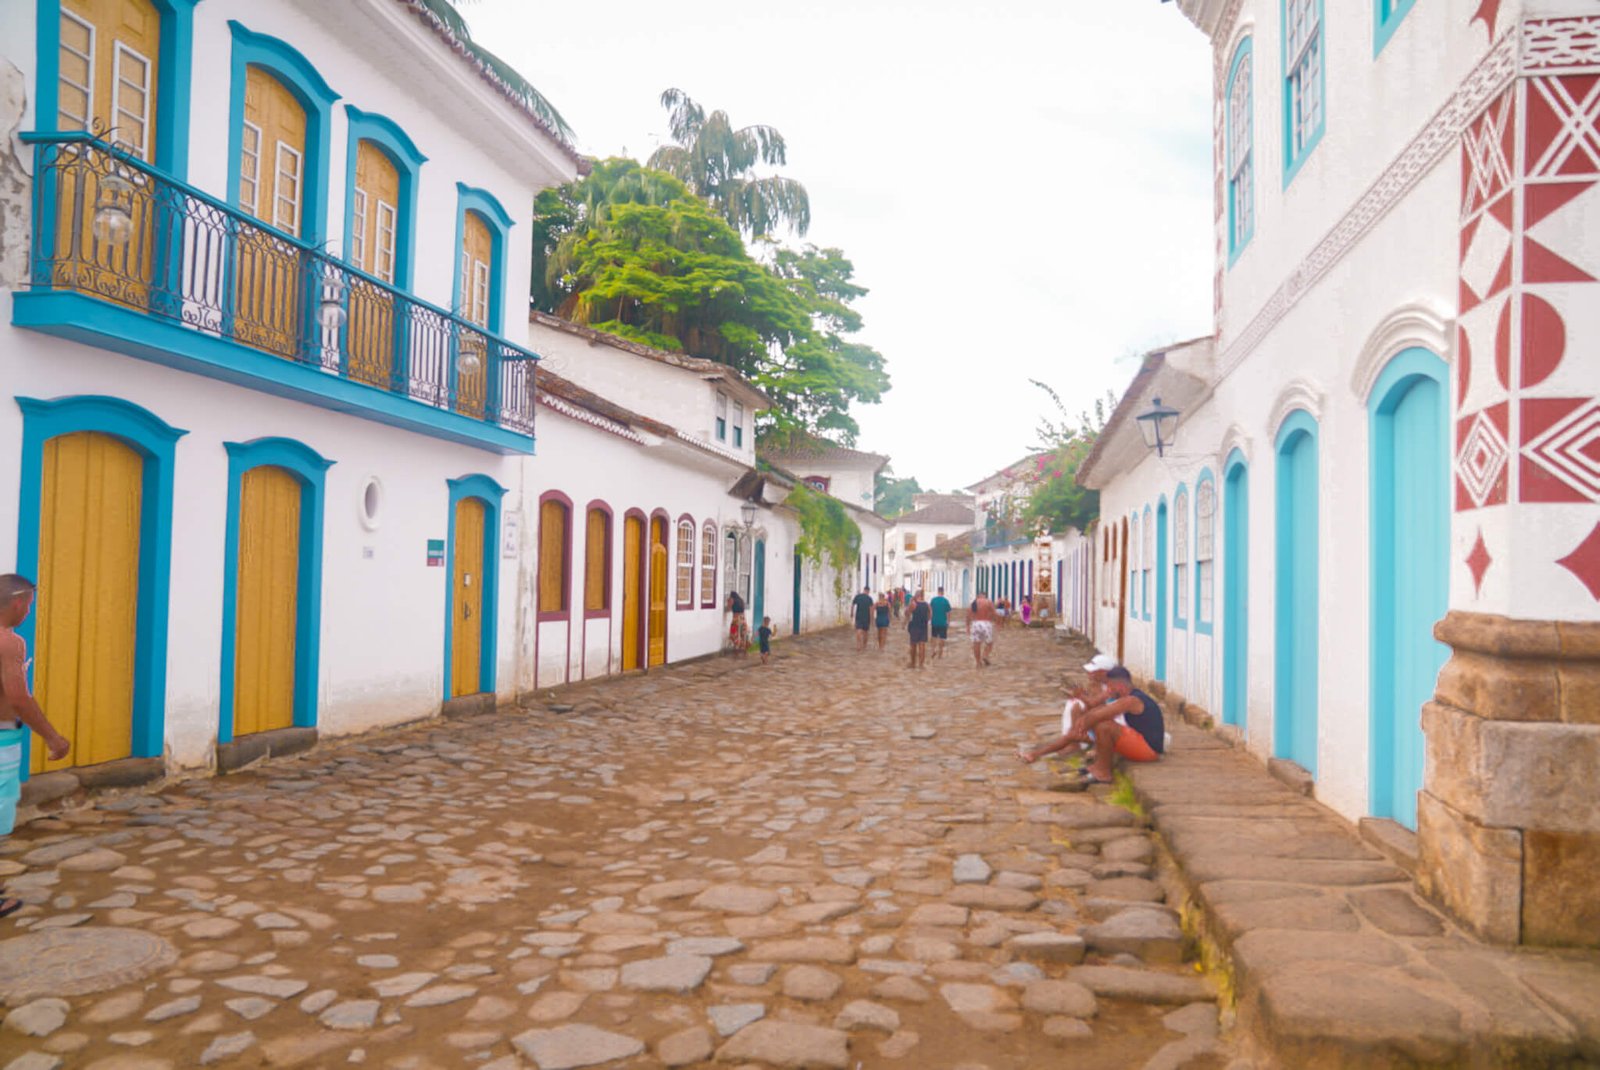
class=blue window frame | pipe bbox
[1374,0,1418,56]
[452,183,514,335]
[1142,505,1154,621]
[343,106,427,292]
[1173,484,1190,629]
[33,0,200,179]
[217,437,334,745]
[1281,0,1325,186]
[1225,38,1255,263]
[225,21,340,244]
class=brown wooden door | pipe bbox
[456,210,492,417]
[235,65,306,359]
[648,517,667,667]
[451,498,485,696]
[621,515,642,671]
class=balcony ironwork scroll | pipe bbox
[26,132,538,435]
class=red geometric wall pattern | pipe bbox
[1456,17,1600,601]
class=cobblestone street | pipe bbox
[0,627,1234,1070]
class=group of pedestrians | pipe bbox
[852,586,955,669]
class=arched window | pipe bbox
[1130,512,1140,611]
[1196,477,1216,629]
[723,530,739,604]
[583,505,610,613]
[538,495,570,615]
[700,521,717,607]
[738,534,753,601]
[676,517,695,609]
[1226,38,1254,261]
[1174,487,1190,628]
[1142,507,1154,620]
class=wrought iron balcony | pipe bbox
[19,132,538,443]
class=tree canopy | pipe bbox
[874,467,924,518]
[531,149,888,442]
[647,88,811,239]
[1013,382,1114,534]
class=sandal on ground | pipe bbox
[1081,772,1114,785]
[0,896,24,919]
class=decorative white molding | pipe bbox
[1267,379,1327,440]
[1349,302,1456,404]
[1217,29,1519,379]
[1522,16,1600,74]
[1218,423,1254,469]
[538,393,646,445]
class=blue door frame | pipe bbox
[791,553,801,635]
[1369,349,1449,828]
[1274,411,1319,777]
[753,539,766,628]
[1222,452,1250,728]
[1155,500,1169,680]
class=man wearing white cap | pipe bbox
[1016,652,1118,765]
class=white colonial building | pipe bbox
[964,454,1050,610]
[1082,0,1600,948]
[884,493,974,594]
[0,0,884,805]
[759,441,890,595]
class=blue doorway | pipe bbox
[1222,451,1249,728]
[753,539,766,627]
[1274,412,1320,777]
[791,552,801,635]
[1155,499,1169,680]
[1369,349,1449,828]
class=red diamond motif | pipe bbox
[1556,522,1600,601]
[1467,530,1493,596]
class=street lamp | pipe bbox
[1135,396,1181,458]
[740,501,758,529]
[318,273,349,332]
[92,171,135,247]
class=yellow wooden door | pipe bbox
[621,515,641,671]
[55,0,161,307]
[235,65,306,358]
[32,432,142,773]
[456,210,492,417]
[348,140,399,388]
[451,497,485,696]
[648,517,667,667]
[233,466,300,737]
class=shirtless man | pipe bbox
[1,574,70,918]
[968,592,997,669]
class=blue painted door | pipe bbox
[1275,420,1319,777]
[1371,361,1448,828]
[753,539,766,628]
[1222,462,1249,727]
[791,552,801,635]
[1155,501,1169,680]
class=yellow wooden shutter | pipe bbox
[584,510,607,612]
[61,0,161,160]
[539,500,567,613]
[234,466,300,737]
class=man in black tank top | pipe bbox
[1050,665,1164,785]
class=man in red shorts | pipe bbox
[1017,665,1163,783]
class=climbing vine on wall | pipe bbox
[787,485,860,596]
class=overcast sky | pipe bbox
[467,1,1216,491]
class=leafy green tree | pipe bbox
[1016,382,1115,534]
[647,88,811,239]
[874,467,924,518]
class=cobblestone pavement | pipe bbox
[0,626,1237,1070]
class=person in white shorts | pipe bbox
[1018,652,1119,764]
[968,593,997,669]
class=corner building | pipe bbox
[1079,0,1600,947]
[0,1,581,784]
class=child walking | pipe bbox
[757,617,773,664]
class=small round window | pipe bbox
[359,477,384,531]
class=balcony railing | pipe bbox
[23,132,537,435]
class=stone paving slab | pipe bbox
[0,628,1241,1070]
[1128,722,1600,1068]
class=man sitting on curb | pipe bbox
[1017,666,1164,783]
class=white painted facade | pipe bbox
[1084,0,1600,831]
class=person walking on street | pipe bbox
[907,590,931,670]
[1020,595,1033,627]
[1,574,71,919]
[874,592,891,651]
[757,617,773,665]
[851,586,874,652]
[929,587,952,660]
[969,592,997,669]
[726,589,749,654]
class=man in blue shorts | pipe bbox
[929,587,952,660]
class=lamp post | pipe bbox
[740,501,757,530]
[1135,396,1181,458]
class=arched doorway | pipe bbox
[1222,450,1250,728]
[647,513,668,667]
[1369,349,1449,828]
[1274,411,1320,777]
[752,537,766,628]
[621,512,644,670]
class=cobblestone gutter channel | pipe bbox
[1122,720,1600,1068]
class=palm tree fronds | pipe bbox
[413,0,576,143]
